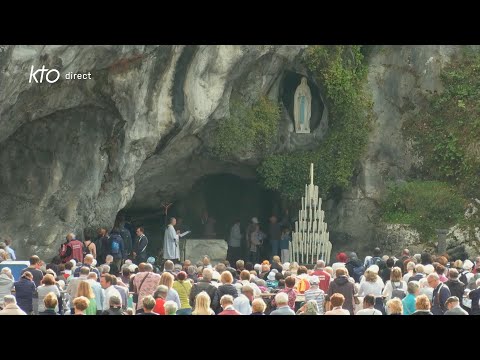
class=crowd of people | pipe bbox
[1,227,480,315]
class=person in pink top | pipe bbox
[218,295,242,315]
[435,264,448,283]
[133,263,161,313]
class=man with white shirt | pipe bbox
[356,294,382,315]
[100,273,122,310]
[233,284,253,315]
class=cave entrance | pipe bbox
[175,173,280,239]
[124,173,282,258]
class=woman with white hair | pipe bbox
[0,267,14,309]
[418,277,434,302]
[403,261,416,282]
[461,260,475,288]
[357,266,385,313]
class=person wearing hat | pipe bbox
[266,271,279,289]
[147,257,161,273]
[332,253,348,278]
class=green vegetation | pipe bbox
[403,48,480,198]
[381,181,465,242]
[258,45,373,200]
[209,97,281,160]
[383,48,480,246]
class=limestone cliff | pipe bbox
[0,45,468,260]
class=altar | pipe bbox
[181,238,228,265]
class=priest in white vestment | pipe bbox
[164,217,180,261]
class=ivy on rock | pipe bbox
[258,45,373,200]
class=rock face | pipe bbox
[183,239,228,265]
[0,45,309,259]
[326,45,464,256]
[0,45,472,260]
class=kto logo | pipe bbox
[29,65,60,83]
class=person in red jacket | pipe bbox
[218,295,242,315]
[60,233,84,264]
[311,260,331,293]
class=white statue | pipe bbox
[294,77,312,133]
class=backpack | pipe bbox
[370,256,386,271]
[83,243,91,257]
[296,278,310,294]
[352,265,365,283]
[459,270,469,287]
[111,235,121,255]
[391,281,406,299]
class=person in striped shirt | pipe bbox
[304,276,325,314]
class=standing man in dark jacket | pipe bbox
[268,215,282,261]
[133,227,148,265]
[395,249,410,273]
[20,255,44,315]
[96,228,110,264]
[345,252,364,283]
[468,278,480,315]
[445,268,465,300]
[14,272,36,314]
[115,215,133,260]
[429,273,451,315]
[109,228,125,272]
